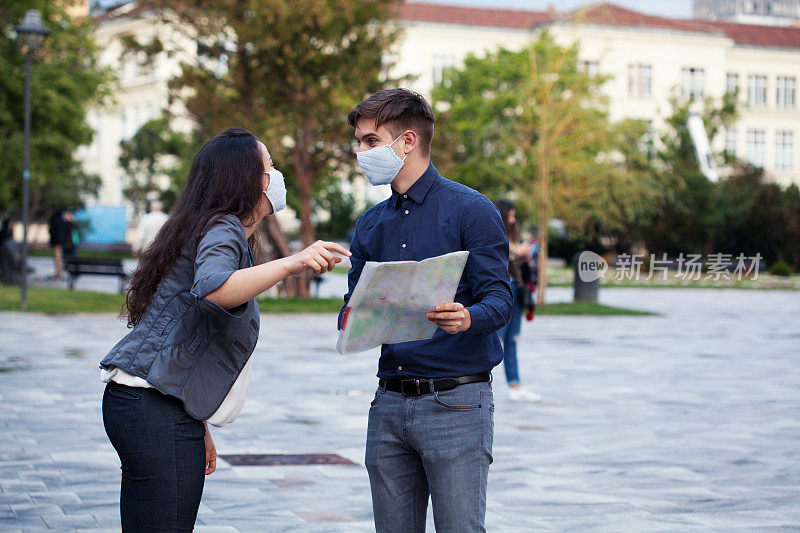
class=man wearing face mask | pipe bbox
[340,89,513,532]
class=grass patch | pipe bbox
[0,285,125,314]
[28,249,135,260]
[0,285,344,315]
[0,285,649,316]
[537,301,655,316]
[257,297,343,313]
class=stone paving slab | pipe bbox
[0,287,798,531]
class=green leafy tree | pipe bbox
[644,94,737,255]
[644,94,799,269]
[432,32,661,304]
[118,117,197,215]
[138,0,400,249]
[0,1,111,216]
[314,185,360,241]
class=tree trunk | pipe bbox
[262,216,309,297]
[292,139,316,248]
[296,166,316,248]
[287,136,316,298]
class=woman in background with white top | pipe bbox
[100,127,350,532]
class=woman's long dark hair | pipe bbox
[122,127,264,327]
[495,199,519,243]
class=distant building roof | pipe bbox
[399,1,800,49]
[398,2,553,30]
[93,1,151,23]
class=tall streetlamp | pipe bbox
[14,10,50,310]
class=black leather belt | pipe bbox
[379,372,491,396]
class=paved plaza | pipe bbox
[0,287,798,532]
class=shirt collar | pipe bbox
[391,162,438,209]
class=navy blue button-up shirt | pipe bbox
[339,162,513,379]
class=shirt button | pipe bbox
[402,243,406,248]
[403,194,408,198]
[404,210,409,214]
[398,366,403,371]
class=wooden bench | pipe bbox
[66,257,129,293]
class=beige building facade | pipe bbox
[394,2,800,187]
[79,1,800,223]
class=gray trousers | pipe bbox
[365,381,494,532]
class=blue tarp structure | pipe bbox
[74,205,128,244]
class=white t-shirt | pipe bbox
[135,211,169,253]
[100,356,253,427]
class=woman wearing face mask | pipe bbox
[99,127,350,532]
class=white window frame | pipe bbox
[726,73,739,95]
[681,67,705,100]
[725,127,737,155]
[775,130,795,170]
[776,76,796,109]
[748,75,768,107]
[580,60,599,77]
[746,129,766,167]
[628,63,652,98]
[432,54,455,86]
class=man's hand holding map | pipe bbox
[337,251,470,354]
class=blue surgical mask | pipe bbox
[262,169,286,213]
[356,135,407,186]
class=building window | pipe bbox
[725,127,737,155]
[748,75,768,107]
[776,130,794,170]
[726,73,739,95]
[628,64,652,98]
[432,54,455,86]
[777,76,796,109]
[580,60,599,77]
[746,129,766,167]
[681,67,704,99]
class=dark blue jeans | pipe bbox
[498,282,523,385]
[102,382,206,532]
[366,382,494,532]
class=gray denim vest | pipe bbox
[100,214,260,420]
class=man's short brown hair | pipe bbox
[348,88,435,155]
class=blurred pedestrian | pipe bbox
[63,211,77,262]
[47,206,66,281]
[100,127,349,531]
[134,200,169,256]
[496,200,542,402]
[0,218,21,284]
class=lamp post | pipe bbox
[14,10,50,310]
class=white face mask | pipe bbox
[262,169,286,214]
[356,134,407,186]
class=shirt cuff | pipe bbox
[191,271,247,318]
[464,305,488,337]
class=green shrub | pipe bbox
[768,260,793,277]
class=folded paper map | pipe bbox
[337,251,470,355]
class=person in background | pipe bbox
[134,200,169,256]
[47,206,66,281]
[496,200,542,403]
[0,218,21,284]
[63,211,77,262]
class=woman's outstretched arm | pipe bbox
[205,240,351,310]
